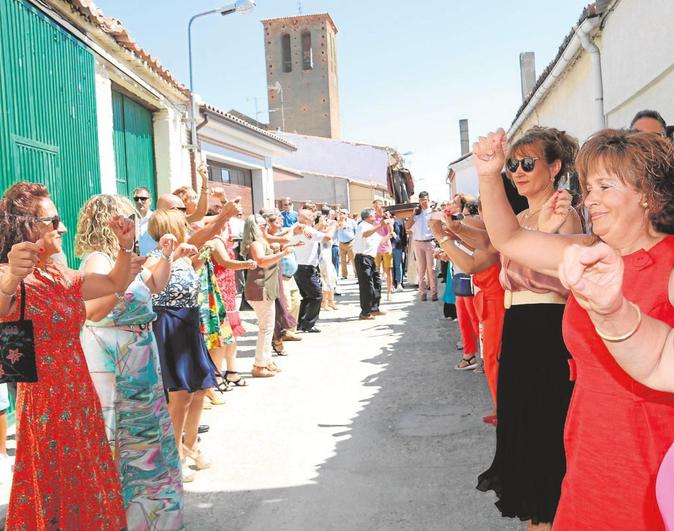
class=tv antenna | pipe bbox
[297,1,302,14]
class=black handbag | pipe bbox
[0,282,37,383]
[452,273,474,297]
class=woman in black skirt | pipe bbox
[453,126,582,529]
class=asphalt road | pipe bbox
[184,278,521,531]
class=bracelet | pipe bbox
[594,301,642,342]
[114,292,126,301]
[120,243,135,253]
[160,252,173,263]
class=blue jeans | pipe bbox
[392,248,404,287]
[331,245,340,274]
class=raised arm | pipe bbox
[475,129,588,276]
[429,219,498,274]
[559,242,674,392]
[188,198,242,249]
[248,241,291,269]
[0,241,41,317]
[186,164,210,224]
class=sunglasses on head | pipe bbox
[37,215,60,231]
[134,196,150,202]
[506,156,539,173]
[171,206,187,212]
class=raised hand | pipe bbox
[212,186,227,202]
[197,163,209,184]
[110,215,136,250]
[539,190,574,234]
[220,197,242,219]
[245,259,257,270]
[558,242,624,315]
[473,128,507,179]
[128,254,146,279]
[7,241,42,280]
[158,234,177,257]
[173,243,198,260]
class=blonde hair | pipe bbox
[75,194,135,258]
[173,186,194,204]
[148,209,189,243]
[240,215,266,258]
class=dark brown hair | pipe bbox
[576,129,674,234]
[508,126,579,186]
[0,181,50,262]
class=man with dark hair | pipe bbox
[132,186,155,255]
[353,208,390,320]
[405,191,438,301]
[630,109,667,135]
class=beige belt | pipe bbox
[504,289,566,309]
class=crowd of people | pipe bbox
[0,107,673,530]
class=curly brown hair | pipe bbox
[0,181,50,262]
[508,126,579,187]
[576,129,674,234]
[74,194,136,259]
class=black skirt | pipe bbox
[153,306,218,393]
[477,303,573,524]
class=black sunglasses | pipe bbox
[171,206,187,212]
[37,215,61,231]
[134,196,150,202]
[506,156,539,173]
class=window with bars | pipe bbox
[301,31,313,70]
[208,160,252,187]
[281,33,292,73]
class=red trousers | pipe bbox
[456,295,479,355]
[476,297,505,407]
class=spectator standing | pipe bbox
[373,200,395,301]
[292,209,336,333]
[630,109,667,135]
[280,197,298,228]
[353,208,389,320]
[405,191,438,301]
[336,208,357,279]
[133,185,156,256]
[391,217,407,291]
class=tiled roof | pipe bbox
[261,13,338,33]
[510,1,610,127]
[66,0,190,96]
[201,104,297,149]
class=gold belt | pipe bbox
[503,289,566,309]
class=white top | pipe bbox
[354,221,383,258]
[138,210,156,256]
[292,226,325,266]
[410,208,434,241]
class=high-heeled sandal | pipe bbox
[183,445,211,470]
[224,370,248,387]
[272,339,287,356]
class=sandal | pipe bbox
[272,339,287,356]
[224,370,247,387]
[454,355,478,371]
[267,361,282,373]
[251,365,275,378]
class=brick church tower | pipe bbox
[261,13,341,139]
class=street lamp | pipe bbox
[187,0,256,152]
[268,81,286,131]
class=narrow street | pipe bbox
[184,278,519,531]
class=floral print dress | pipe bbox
[1,264,126,530]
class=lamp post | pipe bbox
[187,0,256,153]
[268,81,285,131]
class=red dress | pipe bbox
[556,236,674,530]
[3,266,126,530]
[213,235,245,337]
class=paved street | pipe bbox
[184,278,519,531]
[0,278,520,530]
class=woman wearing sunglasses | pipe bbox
[474,128,674,530]
[449,127,582,529]
[0,182,145,529]
[75,195,184,529]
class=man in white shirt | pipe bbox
[133,186,155,256]
[405,191,437,301]
[354,208,390,320]
[292,209,337,332]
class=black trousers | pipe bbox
[354,253,381,316]
[294,264,323,330]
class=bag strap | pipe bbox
[20,280,26,321]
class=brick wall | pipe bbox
[211,181,254,216]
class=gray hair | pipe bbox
[360,208,375,221]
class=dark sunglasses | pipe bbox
[171,206,187,212]
[506,156,539,173]
[37,215,61,231]
[134,196,150,202]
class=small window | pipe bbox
[301,31,313,70]
[281,34,292,73]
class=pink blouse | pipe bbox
[499,254,569,298]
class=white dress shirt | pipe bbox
[354,221,383,258]
[293,226,325,266]
[410,208,434,241]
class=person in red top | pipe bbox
[474,127,674,530]
[0,182,144,529]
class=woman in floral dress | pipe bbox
[76,195,184,530]
[0,182,140,529]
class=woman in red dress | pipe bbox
[0,182,143,529]
[473,128,674,529]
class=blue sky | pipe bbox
[95,0,591,198]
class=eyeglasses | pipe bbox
[134,196,150,202]
[37,215,61,231]
[506,156,539,173]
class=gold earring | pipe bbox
[641,201,648,209]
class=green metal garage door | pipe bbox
[0,0,101,263]
[112,90,157,201]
